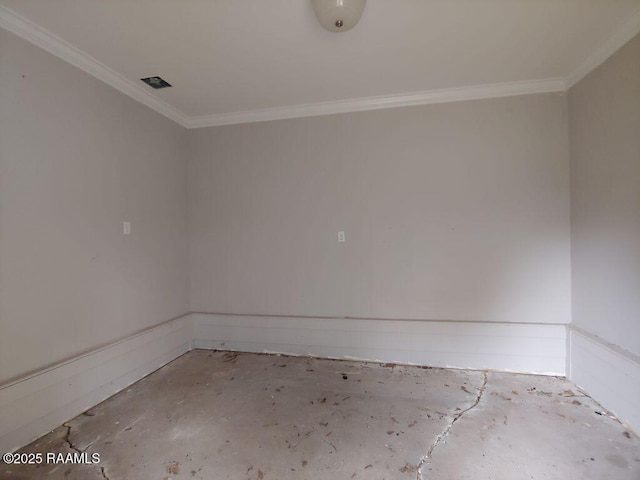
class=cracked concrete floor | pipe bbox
[2,350,639,480]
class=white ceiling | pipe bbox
[1,0,640,127]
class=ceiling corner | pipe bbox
[564,7,640,89]
[0,5,191,128]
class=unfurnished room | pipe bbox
[0,1,639,479]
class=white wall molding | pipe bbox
[0,5,190,128]
[565,8,640,88]
[3,2,639,128]
[0,314,192,454]
[18,315,640,452]
[192,313,567,376]
[0,312,567,454]
[184,78,566,128]
[568,326,640,433]
[0,5,565,129]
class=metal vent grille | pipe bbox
[140,76,172,89]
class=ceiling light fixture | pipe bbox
[311,0,367,32]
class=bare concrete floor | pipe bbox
[2,350,639,480]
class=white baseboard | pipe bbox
[192,313,566,376]
[0,314,192,454]
[0,312,571,453]
[568,326,640,433]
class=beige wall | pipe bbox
[569,33,640,355]
[0,24,579,384]
[189,93,571,323]
[0,30,190,382]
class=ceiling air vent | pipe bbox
[140,76,172,89]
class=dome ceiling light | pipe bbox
[310,0,367,32]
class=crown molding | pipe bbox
[185,78,566,128]
[0,5,190,128]
[1,3,638,129]
[564,7,640,89]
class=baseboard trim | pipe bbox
[0,314,193,453]
[0,312,572,453]
[192,313,566,376]
[568,326,640,433]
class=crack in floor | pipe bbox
[62,423,82,454]
[416,371,489,480]
[64,423,109,479]
[100,466,110,480]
